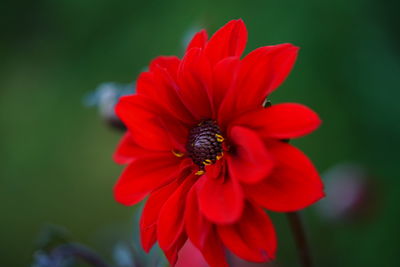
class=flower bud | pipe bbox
[84,82,134,131]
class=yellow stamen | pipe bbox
[216,153,224,160]
[215,134,224,142]
[172,150,184,157]
[203,159,212,165]
[195,170,205,175]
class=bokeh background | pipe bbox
[1,0,399,266]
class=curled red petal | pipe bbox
[233,103,321,139]
[205,19,247,66]
[186,29,208,51]
[245,141,325,212]
[227,126,274,184]
[217,203,277,262]
[113,154,188,206]
[197,164,244,224]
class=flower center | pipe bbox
[186,120,224,172]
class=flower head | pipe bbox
[113,19,324,266]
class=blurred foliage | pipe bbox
[1,0,399,266]
[30,221,165,267]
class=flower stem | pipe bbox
[286,212,313,267]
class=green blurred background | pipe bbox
[1,0,399,266]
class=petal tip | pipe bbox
[233,18,245,25]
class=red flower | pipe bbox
[113,19,324,266]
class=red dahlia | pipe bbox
[113,19,324,266]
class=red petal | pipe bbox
[197,165,244,224]
[240,44,299,97]
[219,44,299,126]
[186,30,208,51]
[158,115,189,153]
[164,232,187,266]
[115,95,171,151]
[113,132,147,164]
[204,19,247,66]
[136,64,195,125]
[140,180,180,252]
[233,104,321,139]
[218,203,276,262]
[116,95,188,152]
[158,174,196,251]
[245,141,324,212]
[177,48,213,120]
[199,227,228,267]
[149,56,180,81]
[185,185,229,267]
[185,185,211,248]
[211,56,240,118]
[113,153,188,206]
[227,126,274,184]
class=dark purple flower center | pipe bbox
[186,120,224,170]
